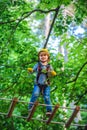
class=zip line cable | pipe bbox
[43,6,60,48]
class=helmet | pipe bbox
[38,48,50,61]
[38,49,50,57]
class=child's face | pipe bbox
[39,52,49,62]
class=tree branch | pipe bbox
[75,90,87,105]
[66,61,87,84]
[0,20,16,25]
[43,6,60,48]
[0,8,57,25]
[67,61,87,103]
[5,7,59,43]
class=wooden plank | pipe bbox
[46,104,60,124]
[65,106,80,128]
[7,97,18,118]
[27,101,38,121]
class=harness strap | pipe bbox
[38,84,48,95]
[36,62,50,85]
[46,66,50,85]
[36,64,42,85]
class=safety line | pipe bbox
[0,97,87,111]
[0,112,86,127]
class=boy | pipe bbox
[28,49,56,116]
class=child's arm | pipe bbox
[48,65,57,77]
[50,70,57,76]
[27,63,38,73]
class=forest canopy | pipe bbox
[0,0,87,130]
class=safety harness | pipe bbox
[36,62,50,93]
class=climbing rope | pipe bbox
[0,97,87,112]
[0,97,87,128]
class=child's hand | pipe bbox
[50,71,57,76]
[27,68,33,73]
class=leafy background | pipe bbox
[0,0,87,130]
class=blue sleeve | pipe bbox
[33,63,38,72]
[50,65,54,71]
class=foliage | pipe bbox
[0,0,87,130]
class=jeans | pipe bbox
[28,84,52,112]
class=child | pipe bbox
[28,49,56,116]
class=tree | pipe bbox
[0,0,87,129]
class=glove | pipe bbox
[50,71,57,76]
[27,68,33,73]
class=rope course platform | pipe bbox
[0,97,87,128]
